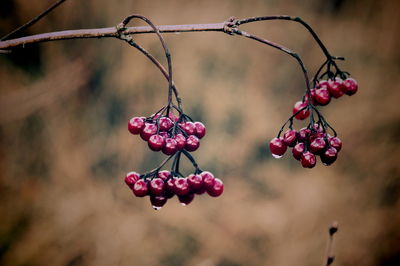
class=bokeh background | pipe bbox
[1,0,400,265]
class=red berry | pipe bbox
[165,178,176,197]
[157,170,171,181]
[162,138,178,155]
[173,177,190,196]
[187,174,203,192]
[185,135,200,152]
[159,131,170,139]
[125,171,140,188]
[292,142,305,160]
[174,134,186,150]
[320,147,338,166]
[194,122,206,139]
[178,193,195,206]
[194,186,207,195]
[179,122,196,135]
[309,137,326,154]
[297,127,311,142]
[293,101,310,120]
[132,179,149,197]
[140,123,157,141]
[329,136,342,152]
[328,78,345,98]
[206,178,224,197]
[149,178,165,196]
[318,80,329,88]
[159,117,173,131]
[201,171,215,190]
[343,78,358,95]
[269,137,287,158]
[148,135,165,151]
[300,152,317,168]
[128,117,145,135]
[150,195,167,210]
[168,112,179,122]
[304,89,318,105]
[283,129,297,147]
[315,87,331,106]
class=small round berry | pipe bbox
[179,122,196,135]
[125,171,140,188]
[140,123,157,141]
[206,178,224,197]
[304,89,318,105]
[315,87,331,106]
[201,171,215,190]
[318,80,329,88]
[328,78,345,98]
[159,117,173,131]
[150,195,167,210]
[320,147,338,166]
[165,178,176,197]
[269,137,287,158]
[157,170,171,181]
[174,134,186,150]
[168,112,179,122]
[148,135,165,151]
[293,101,310,120]
[297,127,311,142]
[329,136,342,152]
[292,142,305,160]
[149,178,165,196]
[132,179,149,197]
[187,174,203,192]
[300,152,317,168]
[178,193,195,206]
[283,129,297,147]
[343,78,358,95]
[194,122,206,139]
[309,137,326,154]
[162,138,178,155]
[185,135,200,152]
[128,117,145,135]
[159,131,170,139]
[173,177,190,196]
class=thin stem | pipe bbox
[1,0,68,41]
[323,221,339,266]
[141,154,175,178]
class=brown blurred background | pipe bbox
[1,0,400,265]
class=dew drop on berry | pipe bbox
[272,153,283,159]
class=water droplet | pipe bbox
[152,205,162,210]
[272,154,282,159]
[180,203,187,206]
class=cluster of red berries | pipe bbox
[124,170,223,209]
[128,112,206,154]
[293,77,358,120]
[270,123,342,168]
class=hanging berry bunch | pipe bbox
[270,55,357,168]
[121,15,223,210]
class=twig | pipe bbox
[1,0,68,41]
[323,221,339,266]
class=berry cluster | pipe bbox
[128,110,206,154]
[125,170,223,209]
[293,77,358,120]
[270,123,342,168]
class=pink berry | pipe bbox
[132,179,149,197]
[128,117,145,135]
[304,89,318,105]
[194,122,206,139]
[206,178,224,197]
[150,195,167,210]
[320,147,338,166]
[187,174,203,192]
[149,178,165,196]
[185,135,200,152]
[328,78,345,98]
[173,177,190,196]
[179,122,196,135]
[125,171,140,188]
[329,136,342,152]
[168,112,179,122]
[283,129,297,147]
[140,123,157,141]
[342,78,358,95]
[148,135,165,151]
[165,178,176,197]
[201,171,215,190]
[292,142,305,160]
[293,101,310,120]
[162,138,178,155]
[309,137,326,154]
[178,193,195,206]
[315,87,331,106]
[269,137,287,158]
[297,127,311,142]
[301,152,317,168]
[159,117,173,131]
[157,170,171,181]
[174,134,186,150]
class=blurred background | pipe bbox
[1,0,399,265]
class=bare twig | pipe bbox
[323,221,339,266]
[1,0,68,41]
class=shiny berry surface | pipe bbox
[178,193,195,206]
[140,123,157,141]
[185,135,200,152]
[301,152,317,168]
[207,178,224,197]
[149,178,165,196]
[125,172,140,188]
[174,134,186,150]
[269,137,287,158]
[194,122,206,139]
[162,138,178,155]
[133,179,149,197]
[329,136,342,152]
[293,101,310,120]
[309,137,326,154]
[128,117,145,135]
[180,122,196,135]
[283,129,297,147]
[187,174,203,191]
[343,78,358,95]
[150,195,167,210]
[297,127,311,142]
[201,172,215,190]
[148,135,165,151]
[157,170,171,181]
[159,117,173,131]
[328,78,345,98]
[321,147,338,166]
[292,142,305,160]
[173,177,190,196]
[315,87,331,106]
